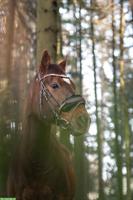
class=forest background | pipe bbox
[0,0,132,200]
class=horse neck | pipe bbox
[20,79,55,165]
[21,114,52,161]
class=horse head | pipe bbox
[29,50,90,136]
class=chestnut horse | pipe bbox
[7,50,89,200]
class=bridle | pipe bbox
[37,72,85,129]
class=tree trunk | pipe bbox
[119,1,131,199]
[111,1,123,199]
[90,1,104,200]
[0,0,16,195]
[36,0,59,63]
[5,0,16,83]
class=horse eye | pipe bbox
[51,83,60,89]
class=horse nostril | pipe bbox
[78,115,86,125]
[77,114,90,128]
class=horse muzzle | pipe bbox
[59,95,91,136]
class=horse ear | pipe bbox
[40,50,51,72]
[58,60,66,72]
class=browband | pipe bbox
[39,74,69,81]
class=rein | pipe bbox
[37,73,85,129]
